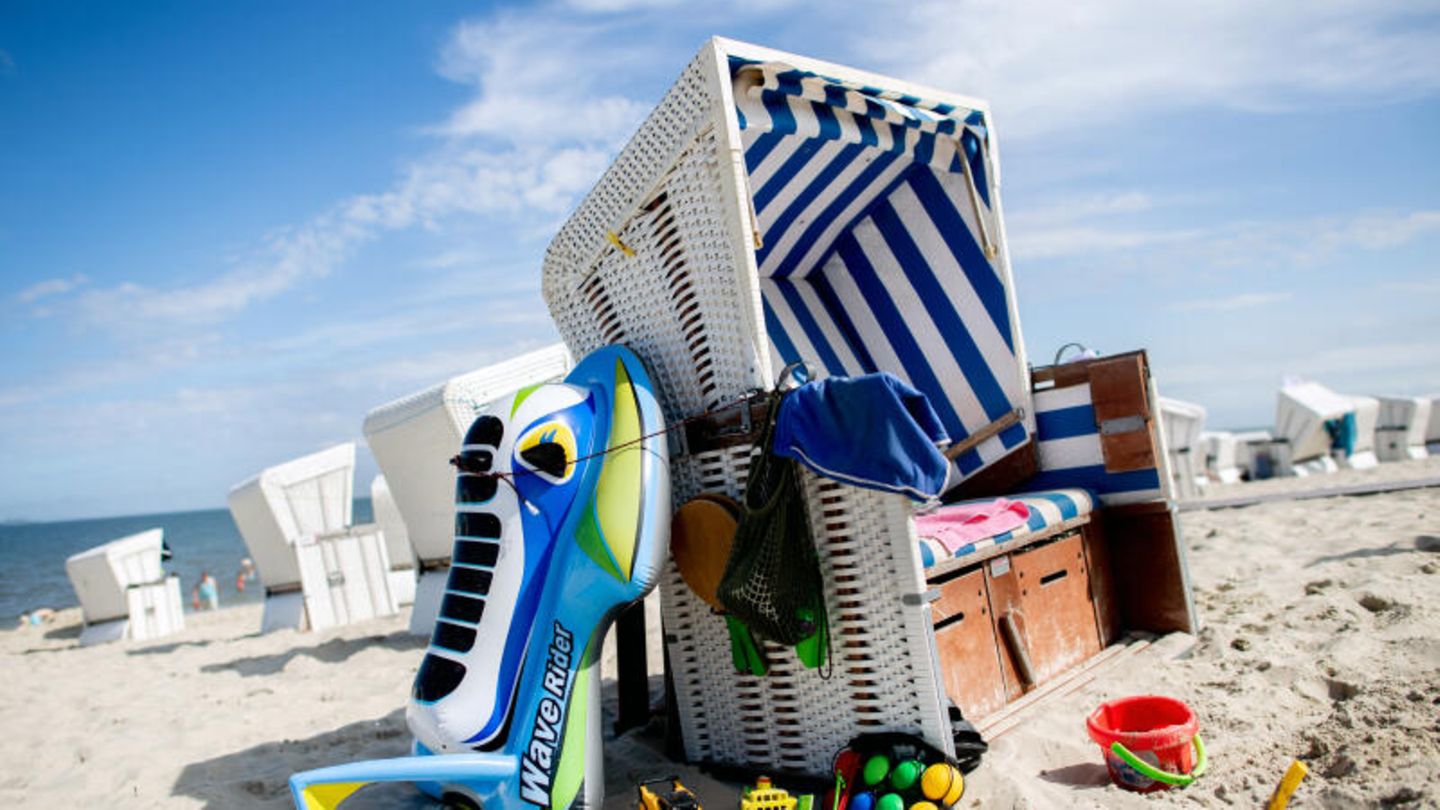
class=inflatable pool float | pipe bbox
[289,344,670,809]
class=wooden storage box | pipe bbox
[928,349,1196,722]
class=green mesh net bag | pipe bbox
[716,392,828,648]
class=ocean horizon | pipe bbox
[0,498,374,623]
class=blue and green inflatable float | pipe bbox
[289,344,671,809]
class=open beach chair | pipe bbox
[1275,381,1358,476]
[371,474,418,606]
[227,443,398,633]
[1374,396,1432,461]
[362,344,573,635]
[1156,397,1207,498]
[65,528,184,646]
[544,38,1193,775]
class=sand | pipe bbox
[2,460,1438,809]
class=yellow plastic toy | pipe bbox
[1266,760,1309,810]
[741,776,797,810]
[919,762,964,805]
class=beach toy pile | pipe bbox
[827,735,968,810]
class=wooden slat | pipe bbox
[977,638,1147,737]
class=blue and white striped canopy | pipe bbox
[732,59,1028,480]
[1028,382,1164,505]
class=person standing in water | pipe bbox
[235,557,256,592]
[192,571,220,611]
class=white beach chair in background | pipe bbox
[1275,381,1357,476]
[1425,395,1440,453]
[227,442,398,633]
[1231,429,1278,480]
[1341,394,1380,469]
[1374,396,1431,461]
[370,474,418,607]
[361,344,573,636]
[1157,397,1207,498]
[1199,430,1242,483]
[65,528,184,646]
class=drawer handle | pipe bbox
[1040,569,1068,586]
[934,610,966,631]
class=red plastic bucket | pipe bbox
[1085,695,1205,792]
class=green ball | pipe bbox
[889,760,923,791]
[876,793,904,810]
[862,755,891,786]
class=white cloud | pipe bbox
[1009,205,1440,267]
[861,0,1440,138]
[16,274,87,304]
[43,12,665,333]
[1173,291,1292,312]
[562,0,683,11]
[433,14,656,146]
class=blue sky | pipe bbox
[2,1,1438,521]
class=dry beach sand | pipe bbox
[2,459,1438,808]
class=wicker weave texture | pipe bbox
[664,448,947,774]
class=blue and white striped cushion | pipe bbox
[1026,383,1163,505]
[916,488,1095,570]
[732,59,1029,481]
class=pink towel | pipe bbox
[915,498,1030,553]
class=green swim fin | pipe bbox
[794,606,828,670]
[726,615,769,676]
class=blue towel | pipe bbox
[771,373,952,502]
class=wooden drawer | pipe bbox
[987,532,1102,692]
[932,568,1008,719]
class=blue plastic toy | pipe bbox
[289,345,670,809]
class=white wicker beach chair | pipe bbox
[543,38,1042,774]
[1342,395,1380,469]
[1375,396,1431,461]
[361,344,573,635]
[371,474,418,606]
[65,528,184,646]
[1276,382,1355,471]
[228,442,398,632]
[1157,397,1207,498]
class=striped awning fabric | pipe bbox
[732,59,1028,481]
[1027,383,1163,505]
[917,488,1096,570]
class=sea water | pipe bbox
[0,499,373,622]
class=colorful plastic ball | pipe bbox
[909,803,939,810]
[943,770,964,805]
[862,755,891,786]
[889,760,922,791]
[875,793,904,810]
[920,763,958,801]
[848,791,876,810]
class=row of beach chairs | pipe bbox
[1160,383,1437,499]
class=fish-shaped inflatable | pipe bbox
[289,345,670,810]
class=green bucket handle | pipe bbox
[1110,733,1207,787]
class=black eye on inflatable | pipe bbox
[520,441,569,478]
